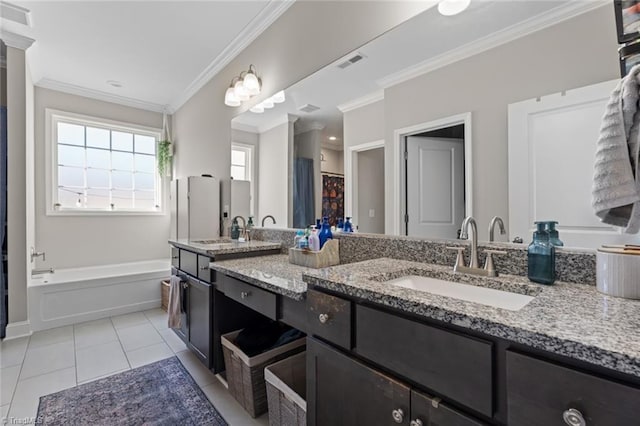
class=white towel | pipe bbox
[592,64,640,233]
[168,275,183,329]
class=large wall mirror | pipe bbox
[231,1,624,249]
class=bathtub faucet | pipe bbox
[30,247,45,263]
[32,268,54,275]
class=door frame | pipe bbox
[345,140,385,225]
[392,112,473,236]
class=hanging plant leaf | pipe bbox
[157,140,172,177]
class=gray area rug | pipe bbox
[37,357,227,426]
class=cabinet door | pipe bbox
[307,337,411,426]
[189,277,212,368]
[411,389,486,426]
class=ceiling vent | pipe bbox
[298,104,320,113]
[336,52,366,69]
[0,2,31,26]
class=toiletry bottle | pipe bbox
[336,218,344,233]
[299,234,309,250]
[308,227,320,251]
[230,218,240,240]
[528,221,555,285]
[344,217,353,233]
[246,216,254,241]
[316,218,321,229]
[545,221,564,247]
[319,217,333,248]
[294,230,304,248]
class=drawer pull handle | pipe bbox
[318,313,329,324]
[410,420,423,426]
[171,256,179,259]
[200,266,208,271]
[392,409,404,424]
[563,408,586,426]
[240,291,251,299]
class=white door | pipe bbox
[508,79,640,249]
[406,136,465,239]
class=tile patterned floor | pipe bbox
[0,309,268,426]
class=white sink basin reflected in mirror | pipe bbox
[388,275,535,311]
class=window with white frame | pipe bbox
[231,145,252,181]
[47,110,163,214]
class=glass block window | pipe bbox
[49,111,162,214]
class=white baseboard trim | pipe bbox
[4,320,32,340]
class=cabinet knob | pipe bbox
[318,313,329,324]
[200,265,208,271]
[563,408,586,426]
[182,282,188,289]
[410,420,423,426]
[391,408,404,424]
[240,291,250,299]
[171,256,179,259]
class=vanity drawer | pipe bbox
[306,289,351,349]
[197,254,213,282]
[506,351,640,425]
[171,247,179,268]
[222,275,277,320]
[355,305,493,417]
[411,389,486,426]
[180,250,198,277]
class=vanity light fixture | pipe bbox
[262,98,275,109]
[250,104,265,113]
[438,0,471,16]
[272,91,286,103]
[224,65,262,107]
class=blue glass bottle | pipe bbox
[337,218,344,232]
[545,221,564,247]
[528,222,555,285]
[343,217,353,233]
[318,217,333,248]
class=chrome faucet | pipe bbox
[261,215,276,227]
[488,216,506,242]
[447,216,507,277]
[232,216,247,239]
[460,217,479,268]
[30,247,45,263]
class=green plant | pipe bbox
[157,140,172,176]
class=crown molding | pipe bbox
[169,0,296,113]
[337,90,384,113]
[231,121,259,133]
[377,0,608,89]
[0,30,35,50]
[1,2,32,26]
[294,121,325,135]
[258,113,298,133]
[37,78,168,113]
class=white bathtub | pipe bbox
[28,259,170,331]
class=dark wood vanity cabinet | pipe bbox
[307,337,484,426]
[306,287,640,426]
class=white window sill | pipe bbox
[46,209,166,217]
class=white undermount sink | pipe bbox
[388,275,534,311]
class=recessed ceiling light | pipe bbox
[438,0,471,16]
[329,136,337,141]
[107,80,123,88]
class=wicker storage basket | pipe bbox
[221,330,305,418]
[265,352,306,426]
[160,280,170,312]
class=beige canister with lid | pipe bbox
[596,246,640,299]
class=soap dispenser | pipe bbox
[230,218,240,240]
[528,221,555,285]
[319,217,333,248]
[545,221,564,247]
[343,217,353,233]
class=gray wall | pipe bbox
[34,88,170,269]
[7,46,28,324]
[344,100,385,149]
[172,1,432,211]
[357,147,385,233]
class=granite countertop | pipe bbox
[302,258,640,378]
[169,238,282,256]
[209,254,308,300]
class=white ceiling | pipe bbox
[2,0,293,112]
[232,0,605,150]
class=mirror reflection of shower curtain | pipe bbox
[293,158,315,229]
[1,106,7,339]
